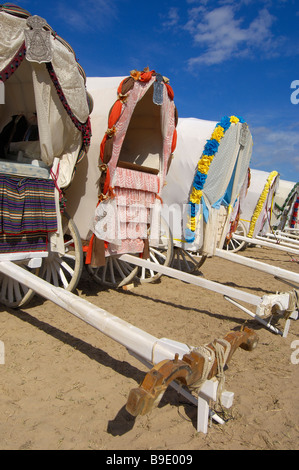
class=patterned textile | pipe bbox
[99,69,177,199]
[113,167,159,193]
[0,175,57,235]
[0,232,48,253]
[105,238,144,257]
[94,168,158,254]
[291,197,299,228]
[114,168,158,251]
[0,4,31,18]
[114,186,156,207]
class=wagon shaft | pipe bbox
[126,327,258,416]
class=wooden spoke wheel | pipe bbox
[172,248,207,273]
[0,261,40,308]
[223,220,247,253]
[86,255,139,288]
[87,218,173,287]
[136,217,173,284]
[39,213,83,292]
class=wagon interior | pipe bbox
[0,58,48,174]
[117,86,162,175]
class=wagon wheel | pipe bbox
[172,248,207,273]
[223,220,247,253]
[136,216,174,284]
[39,212,83,292]
[87,217,173,287]
[86,255,139,288]
[0,261,40,308]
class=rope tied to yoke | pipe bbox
[190,338,231,404]
[190,345,215,392]
[213,339,231,403]
[285,289,299,319]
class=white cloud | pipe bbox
[250,124,299,176]
[56,0,117,31]
[185,5,277,66]
[162,7,180,28]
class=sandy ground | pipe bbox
[0,244,298,450]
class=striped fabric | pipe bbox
[0,232,48,253]
[0,4,31,18]
[0,175,57,234]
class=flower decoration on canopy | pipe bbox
[185,115,246,243]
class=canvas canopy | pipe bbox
[239,168,280,239]
[65,70,177,263]
[0,4,91,255]
[161,115,253,255]
[0,4,91,189]
[272,179,299,230]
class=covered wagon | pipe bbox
[0,3,91,306]
[65,68,177,286]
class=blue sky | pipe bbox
[14,0,299,182]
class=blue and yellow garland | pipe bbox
[185,115,246,243]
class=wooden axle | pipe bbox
[126,326,258,417]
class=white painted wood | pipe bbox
[224,295,283,335]
[0,252,48,262]
[256,234,299,250]
[200,378,219,402]
[215,248,299,285]
[233,234,299,255]
[120,254,298,334]
[120,254,262,306]
[0,260,193,364]
[262,232,299,243]
[197,396,209,433]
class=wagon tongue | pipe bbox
[126,326,258,416]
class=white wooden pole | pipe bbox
[257,233,299,249]
[0,261,191,364]
[233,234,299,255]
[120,254,298,327]
[215,248,299,285]
[223,296,283,335]
[120,254,262,306]
[265,231,299,241]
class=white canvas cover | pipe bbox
[0,6,90,189]
[239,168,280,238]
[272,179,298,230]
[161,116,253,255]
[65,71,177,260]
[0,5,91,256]
[66,76,126,240]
